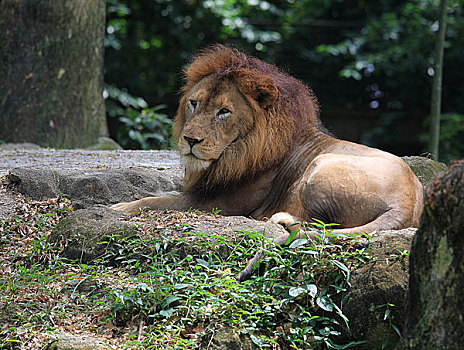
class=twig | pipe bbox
[137,316,144,342]
[206,329,215,350]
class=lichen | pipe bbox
[431,235,453,281]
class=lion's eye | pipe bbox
[188,100,198,113]
[216,107,230,120]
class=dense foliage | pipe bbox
[0,195,376,349]
[104,0,463,161]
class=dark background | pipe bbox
[103,0,464,162]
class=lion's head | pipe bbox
[173,45,322,192]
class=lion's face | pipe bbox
[173,46,318,190]
[176,76,255,174]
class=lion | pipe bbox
[111,45,424,280]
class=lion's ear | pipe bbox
[234,69,278,109]
[256,82,278,109]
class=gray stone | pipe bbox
[86,137,123,151]
[48,206,139,262]
[44,333,107,350]
[0,142,43,150]
[0,149,181,177]
[7,167,182,209]
[201,325,255,350]
[402,156,447,187]
[49,207,286,264]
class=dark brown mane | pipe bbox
[174,45,330,197]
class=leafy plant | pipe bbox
[118,105,173,150]
[104,84,173,150]
[420,113,464,162]
[369,303,402,349]
[434,113,464,162]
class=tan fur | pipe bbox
[111,46,424,257]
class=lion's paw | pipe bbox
[110,202,140,213]
[269,212,302,232]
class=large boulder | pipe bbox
[47,206,140,262]
[398,160,464,349]
[341,229,416,349]
[402,156,447,187]
[7,167,182,209]
[49,207,287,264]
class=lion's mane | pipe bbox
[173,45,323,196]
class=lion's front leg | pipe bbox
[110,195,189,213]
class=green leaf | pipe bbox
[332,260,350,274]
[392,323,402,337]
[316,296,334,312]
[161,296,180,309]
[174,283,190,290]
[384,308,391,320]
[159,308,175,318]
[250,335,262,346]
[196,258,209,267]
[304,284,318,298]
[285,228,300,245]
[289,286,305,298]
[289,238,308,249]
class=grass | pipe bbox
[0,189,372,349]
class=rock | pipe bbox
[340,228,416,349]
[2,153,445,211]
[49,207,286,264]
[86,137,123,151]
[48,206,139,262]
[189,215,286,240]
[402,156,447,187]
[398,159,464,349]
[200,325,255,350]
[7,167,182,209]
[0,182,21,220]
[44,333,107,350]
[63,278,106,295]
[0,142,43,150]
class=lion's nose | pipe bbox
[184,136,204,148]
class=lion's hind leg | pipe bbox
[238,209,405,282]
[329,207,406,235]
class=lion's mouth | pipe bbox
[231,136,241,144]
[181,153,212,173]
[184,151,215,162]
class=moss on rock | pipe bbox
[402,156,447,187]
[48,206,138,263]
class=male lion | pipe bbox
[112,45,423,279]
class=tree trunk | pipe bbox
[399,160,464,349]
[0,0,108,148]
[428,0,448,161]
